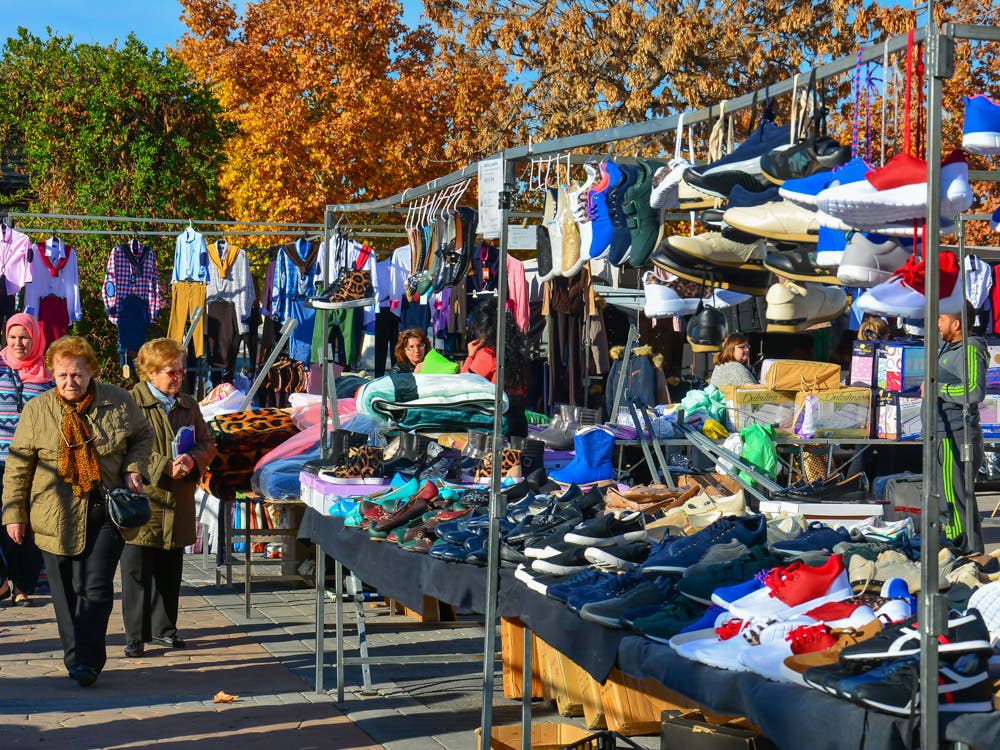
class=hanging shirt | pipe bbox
[23,238,82,324]
[507,255,530,332]
[206,240,256,335]
[388,245,411,317]
[102,241,164,325]
[172,227,209,283]
[0,226,33,297]
[271,239,320,320]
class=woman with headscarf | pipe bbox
[0,314,54,607]
[2,336,154,687]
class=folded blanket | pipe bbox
[356,373,508,424]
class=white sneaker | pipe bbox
[816,150,974,225]
[837,233,914,287]
[667,232,766,267]
[642,271,701,318]
[765,280,847,333]
[689,617,804,671]
[815,208,957,236]
[739,623,836,682]
[722,200,821,243]
[650,157,693,209]
[727,556,854,621]
[855,251,964,319]
[657,489,746,529]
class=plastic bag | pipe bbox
[739,423,778,484]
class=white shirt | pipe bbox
[23,237,82,323]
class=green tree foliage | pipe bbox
[0,29,231,378]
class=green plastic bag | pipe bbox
[739,423,778,485]
[419,349,460,374]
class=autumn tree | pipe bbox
[175,0,509,224]
[426,1,920,143]
[0,30,230,376]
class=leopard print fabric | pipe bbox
[200,409,299,499]
[333,446,383,479]
[474,448,521,482]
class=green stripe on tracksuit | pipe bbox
[937,432,985,554]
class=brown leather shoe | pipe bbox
[374,496,429,533]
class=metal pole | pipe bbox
[314,540,326,693]
[320,211,334,459]
[238,317,298,410]
[180,305,204,351]
[480,152,513,744]
[920,12,950,749]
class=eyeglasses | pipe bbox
[736,344,751,350]
[159,369,185,379]
[61,432,96,450]
[405,344,426,351]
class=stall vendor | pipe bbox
[392,328,432,374]
[709,333,757,387]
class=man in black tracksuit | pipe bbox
[935,305,988,554]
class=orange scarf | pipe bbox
[57,384,101,497]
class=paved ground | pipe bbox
[2,493,998,750]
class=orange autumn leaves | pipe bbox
[174,0,507,225]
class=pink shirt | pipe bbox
[0,226,33,295]
[506,256,529,332]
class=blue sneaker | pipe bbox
[679,603,728,634]
[578,576,674,628]
[710,569,770,609]
[640,514,768,575]
[683,119,791,200]
[779,156,870,208]
[770,521,853,560]
[565,571,640,612]
[963,94,1000,156]
[544,568,606,603]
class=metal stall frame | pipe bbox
[307,19,1000,750]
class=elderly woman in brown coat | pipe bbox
[121,338,216,659]
[2,336,154,687]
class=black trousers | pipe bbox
[120,544,184,642]
[42,503,124,673]
[206,299,240,384]
[374,309,400,377]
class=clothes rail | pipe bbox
[9,227,323,238]
[8,211,322,229]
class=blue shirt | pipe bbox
[172,228,209,283]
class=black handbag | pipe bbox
[104,487,152,530]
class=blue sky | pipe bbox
[3,0,428,49]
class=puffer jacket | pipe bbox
[1,382,154,556]
[128,383,217,550]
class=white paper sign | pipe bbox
[506,225,537,250]
[477,158,503,239]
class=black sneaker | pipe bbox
[530,546,592,576]
[583,541,653,572]
[760,136,852,186]
[763,243,840,284]
[839,609,993,664]
[682,119,791,199]
[841,654,994,716]
[562,511,648,547]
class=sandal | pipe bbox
[13,589,32,607]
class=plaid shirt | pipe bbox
[102,242,164,325]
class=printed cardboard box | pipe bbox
[727,387,796,437]
[877,390,922,441]
[878,343,924,394]
[793,387,872,439]
[849,340,879,388]
[980,394,1000,439]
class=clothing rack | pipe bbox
[315,18,999,749]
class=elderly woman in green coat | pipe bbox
[121,338,216,659]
